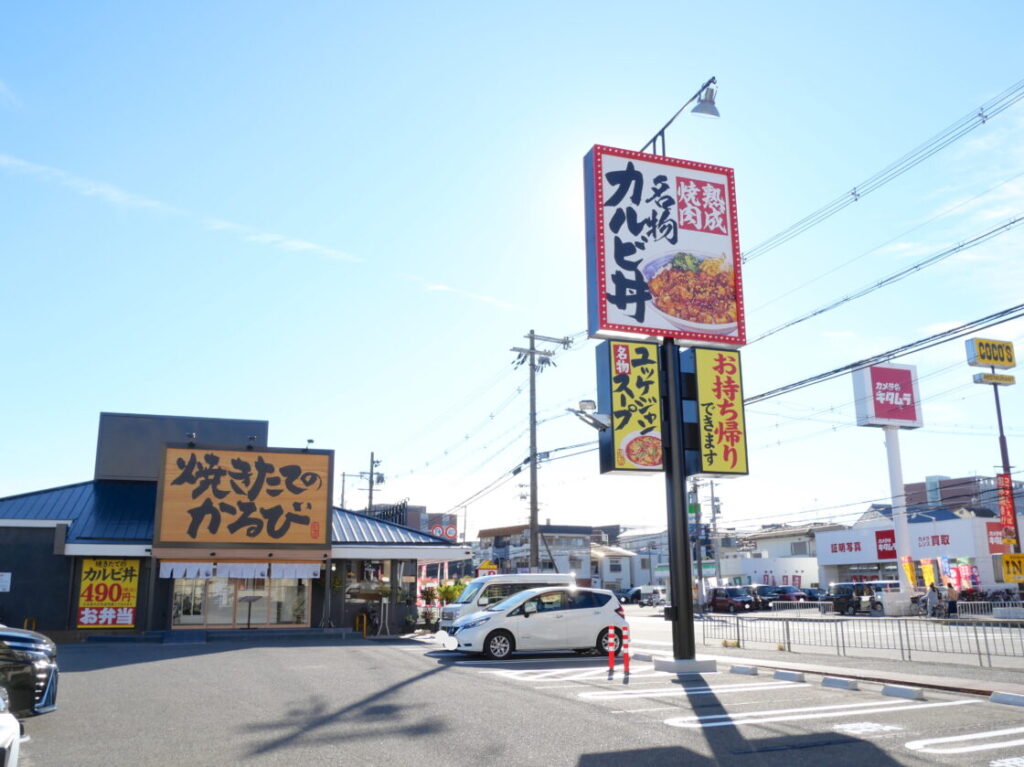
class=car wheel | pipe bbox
[845,604,857,616]
[483,630,514,660]
[728,604,737,613]
[597,627,622,656]
[870,601,884,616]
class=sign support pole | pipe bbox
[883,425,914,593]
[662,338,696,660]
[990,371,1021,554]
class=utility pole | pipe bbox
[511,330,572,571]
[690,479,704,608]
[367,452,382,512]
[710,480,723,581]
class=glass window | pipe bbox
[609,561,622,572]
[524,591,566,613]
[569,592,595,609]
[479,583,517,605]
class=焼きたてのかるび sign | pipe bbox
[77,558,140,628]
[157,447,331,547]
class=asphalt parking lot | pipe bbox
[19,634,1024,766]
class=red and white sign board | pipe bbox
[874,529,897,560]
[852,364,923,428]
[584,145,746,347]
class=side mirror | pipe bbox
[523,602,537,616]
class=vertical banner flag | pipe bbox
[900,556,917,588]
[596,341,663,473]
[692,348,748,475]
[584,145,746,347]
[997,473,1018,546]
[77,558,140,628]
[919,558,937,587]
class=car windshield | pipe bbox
[726,588,746,597]
[485,590,537,612]
[455,581,484,604]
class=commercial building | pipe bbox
[817,504,1015,589]
[0,412,468,635]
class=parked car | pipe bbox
[638,585,666,606]
[741,585,779,610]
[439,573,575,632]
[620,587,642,604]
[705,586,755,613]
[613,588,635,604]
[771,586,808,602]
[0,689,21,767]
[823,582,886,616]
[0,624,58,718]
[445,586,627,660]
[801,587,826,601]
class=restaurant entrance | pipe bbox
[171,576,310,628]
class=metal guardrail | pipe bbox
[769,601,833,615]
[701,613,1024,669]
[955,600,1024,618]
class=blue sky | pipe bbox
[2,2,1023,538]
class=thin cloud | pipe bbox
[0,79,19,109]
[401,272,523,311]
[0,152,361,263]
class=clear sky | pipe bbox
[2,2,1023,540]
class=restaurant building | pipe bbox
[0,413,469,635]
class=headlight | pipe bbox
[459,616,492,630]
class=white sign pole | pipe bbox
[883,425,913,594]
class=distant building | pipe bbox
[904,474,1024,512]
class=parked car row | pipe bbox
[821,580,900,615]
[704,584,811,613]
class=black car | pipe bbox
[802,587,826,601]
[742,585,779,610]
[0,625,58,718]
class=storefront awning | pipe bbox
[158,562,322,579]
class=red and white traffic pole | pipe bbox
[607,624,615,671]
[622,625,630,675]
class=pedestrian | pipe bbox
[925,582,940,618]
[945,581,959,616]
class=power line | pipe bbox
[753,215,1024,342]
[742,77,1024,262]
[750,168,1024,314]
[747,303,1024,404]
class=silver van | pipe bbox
[438,573,575,631]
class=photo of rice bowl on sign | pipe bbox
[619,431,663,469]
[641,251,739,335]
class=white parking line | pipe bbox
[905,726,1024,755]
[665,698,979,729]
[581,680,808,700]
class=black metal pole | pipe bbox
[991,373,1021,554]
[662,338,695,659]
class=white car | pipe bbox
[445,586,628,660]
[0,689,22,767]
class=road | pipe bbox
[18,627,1024,766]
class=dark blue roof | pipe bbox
[867,504,996,523]
[0,481,455,547]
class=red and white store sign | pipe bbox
[987,521,1011,554]
[818,519,978,565]
[852,364,923,429]
[874,529,897,560]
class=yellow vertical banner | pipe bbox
[919,558,937,587]
[900,556,917,588]
[693,348,748,475]
[596,341,663,473]
[77,558,141,628]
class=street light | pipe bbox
[640,76,719,156]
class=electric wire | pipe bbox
[742,77,1024,263]
[753,215,1024,342]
